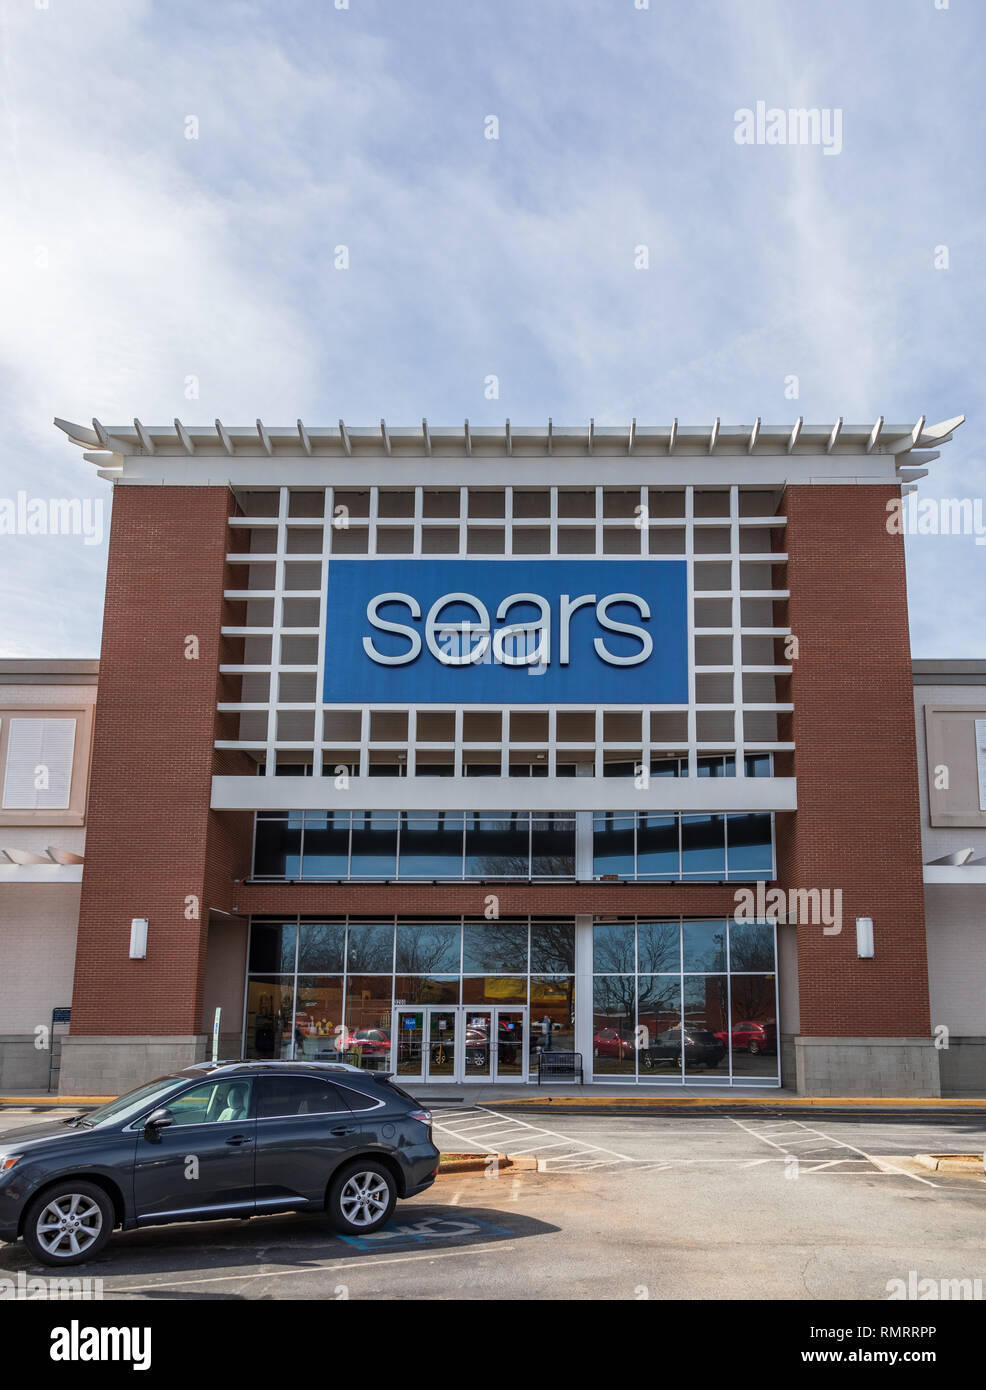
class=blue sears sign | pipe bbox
[322,559,688,705]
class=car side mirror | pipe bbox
[143,1107,174,1139]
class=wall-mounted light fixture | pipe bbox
[856,917,874,959]
[129,917,148,959]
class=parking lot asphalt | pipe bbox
[2,1104,986,1300]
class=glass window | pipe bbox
[729,974,778,1079]
[637,975,682,1074]
[292,977,344,1060]
[682,919,727,972]
[637,920,680,974]
[301,812,350,877]
[244,978,296,1059]
[297,921,345,973]
[248,921,297,973]
[729,921,775,972]
[636,813,679,879]
[531,815,576,877]
[399,812,464,878]
[395,922,461,973]
[254,817,301,878]
[257,1075,349,1118]
[465,813,530,876]
[683,975,729,1078]
[726,813,773,879]
[349,812,399,878]
[593,813,635,878]
[166,1078,254,1125]
[592,976,635,1075]
[337,1083,380,1112]
[681,814,726,878]
[344,976,396,1069]
[346,922,394,973]
[462,920,528,973]
[744,753,771,777]
[529,920,575,973]
[530,977,575,1052]
[462,976,527,1006]
[593,921,635,973]
[393,975,459,1005]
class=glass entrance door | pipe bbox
[393,1006,528,1083]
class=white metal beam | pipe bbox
[174,418,194,454]
[133,418,156,454]
[215,419,234,456]
[826,417,843,453]
[787,416,803,454]
[747,417,761,454]
[297,419,312,456]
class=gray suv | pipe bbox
[0,1061,439,1266]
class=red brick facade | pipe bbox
[776,484,930,1037]
[70,486,250,1036]
[70,479,932,1052]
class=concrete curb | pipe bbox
[435,1152,537,1175]
[483,1095,986,1111]
[913,1153,985,1173]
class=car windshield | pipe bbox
[73,1076,186,1128]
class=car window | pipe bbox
[257,1075,350,1118]
[164,1079,254,1126]
[336,1083,380,1112]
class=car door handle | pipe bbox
[331,1125,357,1136]
[225,1134,252,1146]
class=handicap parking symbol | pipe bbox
[336,1215,512,1252]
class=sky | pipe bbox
[0,0,983,658]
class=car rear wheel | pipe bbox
[326,1160,397,1235]
[749,1040,762,1056]
[641,1052,655,1070]
[22,1181,114,1267]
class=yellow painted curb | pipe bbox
[0,1096,113,1106]
[486,1095,986,1109]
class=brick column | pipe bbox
[63,486,249,1092]
[777,484,937,1095]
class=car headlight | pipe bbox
[0,1154,22,1172]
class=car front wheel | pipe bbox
[326,1160,397,1235]
[22,1180,114,1266]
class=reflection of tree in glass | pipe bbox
[731,974,776,1022]
[728,923,775,973]
[345,925,395,973]
[530,921,575,972]
[594,974,636,1020]
[592,925,635,974]
[683,921,726,971]
[636,920,679,972]
[463,921,529,972]
[297,922,345,972]
[395,925,461,973]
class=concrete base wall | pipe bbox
[794,1036,941,1097]
[58,1035,210,1096]
[0,1037,51,1090]
[780,1033,796,1090]
[938,1037,986,1094]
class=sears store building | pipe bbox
[51,414,961,1097]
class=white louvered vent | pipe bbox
[2,718,77,810]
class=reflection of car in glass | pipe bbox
[639,1027,726,1070]
[0,1061,439,1267]
[464,1020,522,1068]
[715,1020,777,1055]
[593,1028,632,1059]
[345,1028,391,1056]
